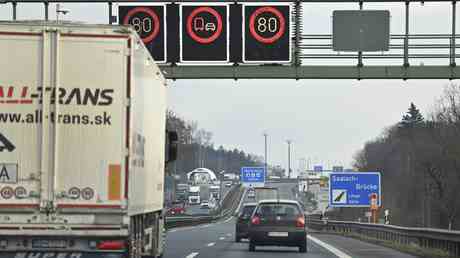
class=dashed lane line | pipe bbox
[219,237,225,240]
[207,242,216,247]
[185,252,199,258]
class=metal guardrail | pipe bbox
[307,217,460,257]
[165,184,244,229]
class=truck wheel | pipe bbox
[299,240,307,253]
[249,241,256,252]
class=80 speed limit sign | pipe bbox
[243,4,291,63]
[119,4,167,63]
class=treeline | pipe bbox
[166,110,264,180]
[341,85,460,230]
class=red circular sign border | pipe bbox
[1,186,14,199]
[186,6,223,44]
[123,6,161,44]
[249,6,286,44]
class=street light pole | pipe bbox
[287,140,292,178]
[263,133,268,176]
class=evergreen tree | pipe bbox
[400,102,424,129]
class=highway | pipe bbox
[184,184,234,215]
[164,182,417,258]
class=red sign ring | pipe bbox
[123,7,161,44]
[186,6,223,44]
[249,6,286,44]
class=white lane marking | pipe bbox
[207,242,216,247]
[226,233,232,237]
[201,224,211,228]
[185,252,199,258]
[307,235,352,258]
[169,229,177,233]
[223,216,233,224]
[219,237,225,240]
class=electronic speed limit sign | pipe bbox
[119,4,167,63]
[243,4,291,63]
[180,4,229,62]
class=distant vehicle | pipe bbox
[224,173,238,180]
[200,185,211,204]
[225,182,233,187]
[269,175,281,181]
[176,183,189,202]
[235,203,257,242]
[254,187,279,201]
[247,189,256,199]
[168,204,186,216]
[200,201,210,209]
[188,186,201,205]
[210,185,221,200]
[248,199,307,253]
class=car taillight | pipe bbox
[251,216,260,225]
[296,216,305,228]
[97,240,126,250]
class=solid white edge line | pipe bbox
[219,237,225,240]
[207,242,216,247]
[307,235,353,258]
[185,252,199,258]
[223,216,233,224]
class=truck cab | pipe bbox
[188,186,201,205]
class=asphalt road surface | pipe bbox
[164,182,417,258]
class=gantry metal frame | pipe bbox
[2,0,460,79]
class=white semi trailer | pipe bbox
[0,21,177,258]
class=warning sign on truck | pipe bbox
[0,163,18,184]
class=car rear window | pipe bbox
[242,205,256,216]
[256,203,300,217]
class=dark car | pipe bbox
[235,203,257,242]
[247,199,307,253]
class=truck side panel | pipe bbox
[128,40,166,216]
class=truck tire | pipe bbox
[299,240,307,253]
[235,235,241,243]
[249,241,256,252]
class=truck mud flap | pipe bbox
[0,252,126,258]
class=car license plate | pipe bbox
[268,232,288,237]
[32,239,67,248]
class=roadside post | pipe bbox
[370,193,378,224]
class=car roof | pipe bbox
[257,199,300,205]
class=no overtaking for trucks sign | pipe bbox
[329,172,381,207]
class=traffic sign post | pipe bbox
[119,4,167,63]
[329,172,381,207]
[180,4,229,62]
[240,167,265,188]
[243,3,291,63]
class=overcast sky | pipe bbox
[1,2,455,174]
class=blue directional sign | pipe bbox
[241,167,265,187]
[329,172,381,207]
